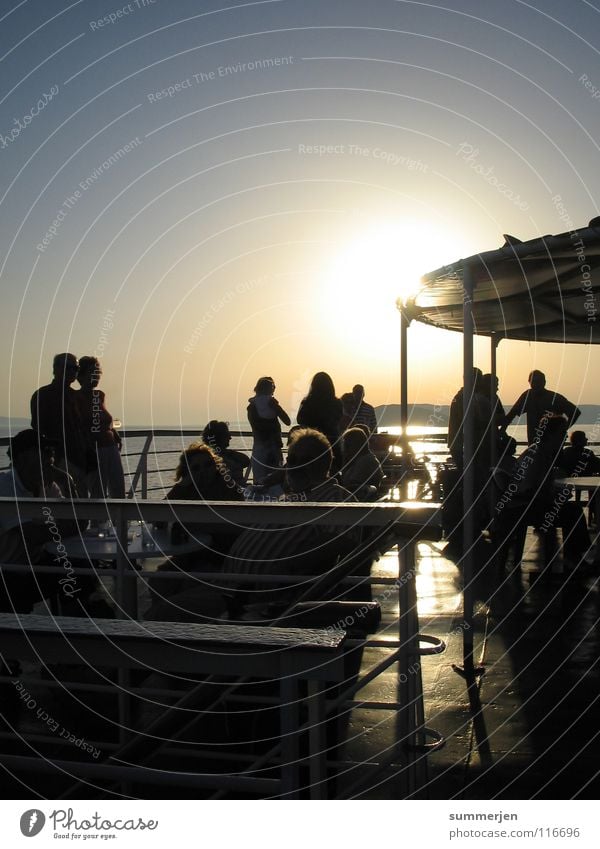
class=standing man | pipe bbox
[352,384,378,433]
[30,353,87,495]
[503,370,581,446]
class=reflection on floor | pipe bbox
[353,528,600,799]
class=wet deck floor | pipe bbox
[353,530,600,799]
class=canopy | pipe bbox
[406,220,600,344]
[401,218,600,677]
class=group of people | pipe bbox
[29,352,125,500]
[1,361,385,618]
[446,367,598,571]
[245,372,382,497]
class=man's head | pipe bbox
[352,384,365,402]
[286,427,332,492]
[528,369,546,389]
[341,392,357,415]
[481,373,499,394]
[343,427,369,461]
[570,430,588,448]
[52,353,78,387]
[8,430,55,491]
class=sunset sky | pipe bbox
[2,0,600,427]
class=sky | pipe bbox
[2,0,600,427]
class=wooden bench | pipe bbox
[0,612,347,798]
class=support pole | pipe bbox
[400,306,408,432]
[490,335,500,470]
[455,262,484,679]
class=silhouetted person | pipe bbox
[152,442,244,594]
[559,430,600,477]
[447,368,492,470]
[495,415,591,572]
[297,371,343,470]
[0,431,69,612]
[559,430,600,527]
[30,353,87,495]
[341,427,383,499]
[77,356,125,499]
[247,376,290,484]
[503,369,580,446]
[202,420,250,489]
[223,427,357,616]
[339,392,359,433]
[352,384,377,433]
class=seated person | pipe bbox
[559,430,600,526]
[494,415,591,572]
[0,430,77,613]
[146,428,359,623]
[166,442,244,502]
[341,427,384,499]
[151,443,244,597]
[202,420,250,490]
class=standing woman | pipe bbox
[77,356,125,499]
[297,372,343,470]
[247,376,291,484]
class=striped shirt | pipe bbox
[223,478,358,603]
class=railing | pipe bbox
[0,496,444,798]
[0,428,455,499]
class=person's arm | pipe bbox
[272,398,291,426]
[564,398,581,426]
[368,407,377,433]
[30,390,40,431]
[502,392,527,428]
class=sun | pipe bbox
[319,217,462,357]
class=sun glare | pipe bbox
[320,218,461,357]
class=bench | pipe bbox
[0,612,347,798]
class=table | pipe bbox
[46,523,211,561]
[45,523,212,617]
[556,476,600,491]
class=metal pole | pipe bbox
[400,306,408,432]
[461,263,477,675]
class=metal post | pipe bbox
[397,300,410,499]
[459,262,481,678]
[140,435,151,499]
[400,306,408,432]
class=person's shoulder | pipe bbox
[32,382,53,397]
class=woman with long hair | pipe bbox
[296,371,343,469]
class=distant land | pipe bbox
[375,404,600,427]
[3,406,600,434]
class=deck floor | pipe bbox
[351,529,600,799]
